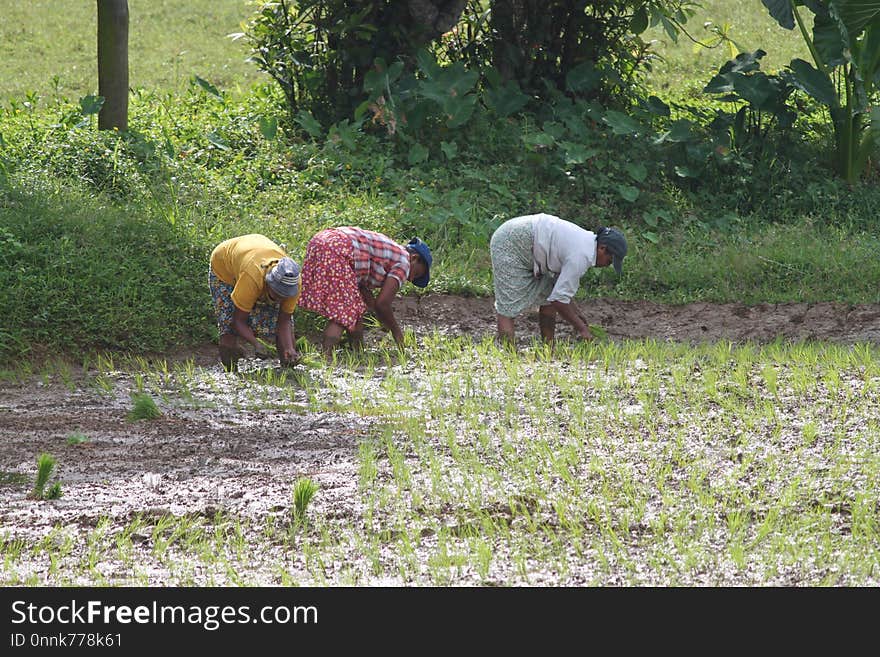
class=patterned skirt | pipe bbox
[489,216,555,318]
[208,270,289,338]
[298,228,364,331]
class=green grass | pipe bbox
[644,0,811,97]
[0,0,262,103]
[0,0,879,367]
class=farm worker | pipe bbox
[298,226,432,355]
[489,213,627,344]
[209,234,302,371]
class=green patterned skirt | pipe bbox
[489,216,555,318]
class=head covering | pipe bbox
[596,227,627,275]
[406,238,432,288]
[265,257,301,298]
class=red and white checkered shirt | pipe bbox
[337,226,410,289]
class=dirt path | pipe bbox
[395,295,880,345]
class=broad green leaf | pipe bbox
[440,141,458,160]
[415,49,440,79]
[813,11,847,66]
[566,61,602,93]
[522,132,556,148]
[206,132,229,150]
[559,141,599,164]
[295,111,323,139]
[704,73,735,94]
[836,0,880,37]
[667,119,698,143]
[787,58,837,105]
[642,231,659,244]
[602,110,644,136]
[447,67,479,97]
[483,65,502,89]
[731,72,775,108]
[444,94,477,128]
[258,116,277,140]
[717,50,766,75]
[193,75,221,98]
[645,95,670,117]
[616,184,640,202]
[626,162,648,182]
[414,186,440,204]
[542,121,566,139]
[630,7,649,34]
[761,0,795,29]
[484,81,530,118]
[588,324,608,340]
[408,143,429,165]
[329,120,358,150]
[79,95,104,115]
[659,15,679,41]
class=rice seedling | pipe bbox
[65,432,89,446]
[8,323,880,586]
[28,453,61,500]
[291,477,320,526]
[128,392,161,420]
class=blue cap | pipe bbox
[266,257,301,298]
[596,227,627,275]
[407,238,432,288]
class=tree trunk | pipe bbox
[407,0,468,39]
[97,0,129,131]
[490,0,533,83]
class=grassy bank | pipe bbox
[2,1,880,363]
[0,0,260,102]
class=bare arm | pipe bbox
[372,276,404,345]
[231,308,261,349]
[275,310,300,364]
[548,300,592,340]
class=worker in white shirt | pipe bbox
[489,213,627,344]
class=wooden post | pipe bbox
[97,0,129,131]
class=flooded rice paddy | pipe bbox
[1,296,879,585]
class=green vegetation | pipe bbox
[128,393,161,421]
[291,477,320,527]
[29,453,61,501]
[644,0,810,95]
[66,432,90,446]
[1,2,879,586]
[0,0,260,102]
[2,337,879,585]
[1,3,879,363]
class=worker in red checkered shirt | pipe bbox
[298,226,432,355]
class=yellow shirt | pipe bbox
[210,234,300,314]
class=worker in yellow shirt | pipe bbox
[209,234,302,371]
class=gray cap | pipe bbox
[596,227,627,275]
[266,257,300,298]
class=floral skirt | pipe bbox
[298,228,364,331]
[208,269,289,338]
[489,216,555,318]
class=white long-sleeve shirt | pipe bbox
[530,213,597,304]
